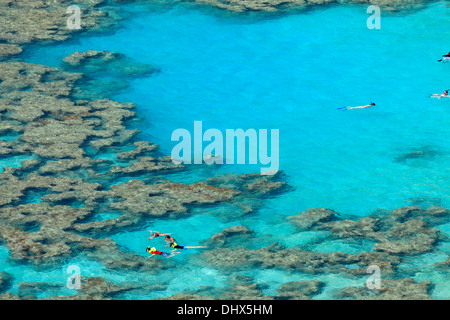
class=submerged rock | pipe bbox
[193,0,330,12]
[289,206,448,255]
[394,146,439,164]
[205,225,254,247]
[0,0,446,301]
[289,208,339,230]
[0,44,22,60]
[63,50,123,67]
[161,274,325,300]
[275,280,325,300]
[109,179,239,217]
[0,58,290,280]
[116,141,159,160]
[434,256,450,270]
[107,156,183,176]
[18,282,64,298]
[62,50,158,78]
[198,243,363,274]
[0,273,12,293]
[336,278,433,300]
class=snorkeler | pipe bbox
[164,235,207,251]
[437,52,450,62]
[338,102,376,110]
[146,246,180,258]
[438,90,449,99]
[148,230,173,240]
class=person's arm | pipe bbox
[147,254,155,258]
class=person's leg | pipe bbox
[168,251,180,258]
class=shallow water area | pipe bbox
[25,1,450,214]
[3,0,449,299]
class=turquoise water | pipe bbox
[0,155,35,173]
[24,2,450,215]
[3,1,450,298]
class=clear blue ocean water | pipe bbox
[2,1,450,299]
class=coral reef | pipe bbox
[336,278,433,300]
[0,0,447,301]
[182,206,449,299]
[62,50,158,78]
[0,0,120,58]
[191,0,436,13]
[289,206,449,255]
[160,274,325,300]
[0,56,445,300]
[0,44,287,299]
[0,273,12,293]
[0,0,439,64]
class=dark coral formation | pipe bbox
[204,225,254,248]
[0,0,123,62]
[160,274,325,300]
[0,272,12,293]
[183,206,449,299]
[336,278,433,300]
[198,241,401,275]
[0,60,285,268]
[0,275,168,300]
[290,206,449,255]
[191,0,436,13]
[61,50,159,100]
[0,0,291,295]
[0,0,440,63]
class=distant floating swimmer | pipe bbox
[430,90,450,99]
[146,247,180,259]
[437,52,450,62]
[337,102,376,110]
